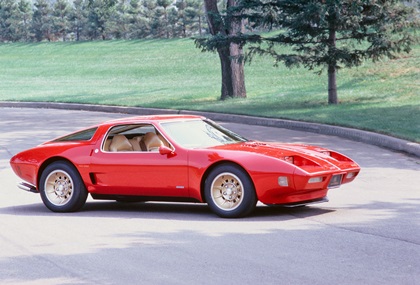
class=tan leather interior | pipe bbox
[140,132,163,151]
[109,134,133,152]
[129,136,143,151]
[104,139,112,151]
[157,134,170,148]
[105,132,170,152]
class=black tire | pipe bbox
[39,161,88,212]
[204,164,257,218]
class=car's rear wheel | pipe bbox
[205,164,257,218]
[39,161,88,212]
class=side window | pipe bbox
[102,124,171,152]
[54,127,98,142]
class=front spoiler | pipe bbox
[17,182,38,193]
[280,197,329,208]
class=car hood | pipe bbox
[210,141,325,157]
[210,141,359,170]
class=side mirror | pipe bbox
[159,145,174,155]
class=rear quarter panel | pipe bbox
[10,142,95,188]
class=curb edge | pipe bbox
[1,101,419,158]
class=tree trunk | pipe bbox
[198,16,202,37]
[203,0,246,100]
[230,43,246,98]
[164,8,169,38]
[327,27,338,104]
[219,46,233,100]
[328,64,338,104]
[227,0,246,98]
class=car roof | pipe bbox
[102,114,205,125]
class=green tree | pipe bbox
[87,0,117,40]
[16,0,32,41]
[175,0,188,37]
[32,0,53,41]
[232,0,418,104]
[52,0,71,41]
[167,5,180,37]
[0,0,18,42]
[0,0,32,42]
[196,0,247,99]
[107,0,130,39]
[156,0,172,38]
[186,0,205,36]
[70,0,88,41]
[176,0,205,37]
[127,0,151,38]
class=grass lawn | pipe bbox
[0,39,419,142]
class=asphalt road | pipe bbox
[1,107,419,285]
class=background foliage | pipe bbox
[0,0,418,141]
[0,0,206,42]
[0,40,418,142]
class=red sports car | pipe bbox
[10,115,360,218]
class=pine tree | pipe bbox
[167,6,180,37]
[156,0,172,38]
[87,0,117,40]
[185,0,206,36]
[0,0,32,42]
[108,0,129,39]
[70,0,88,41]
[16,0,33,41]
[176,0,205,37]
[232,0,418,104]
[52,0,71,41]
[127,0,150,38]
[0,0,13,41]
[32,0,53,41]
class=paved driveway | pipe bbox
[1,107,419,285]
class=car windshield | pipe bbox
[160,119,248,148]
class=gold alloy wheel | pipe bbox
[44,169,73,206]
[210,172,244,211]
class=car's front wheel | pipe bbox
[204,164,257,218]
[39,161,88,212]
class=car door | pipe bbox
[88,124,189,197]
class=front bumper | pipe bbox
[17,182,38,193]
[279,196,329,208]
